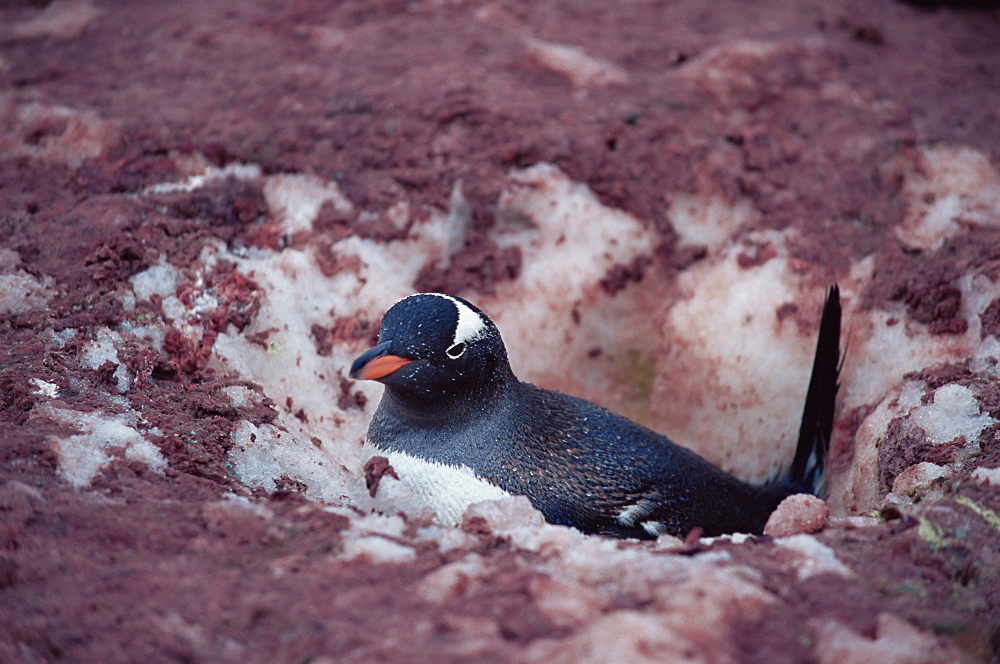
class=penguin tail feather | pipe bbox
[780,285,842,498]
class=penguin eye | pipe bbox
[446,342,466,359]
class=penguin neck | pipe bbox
[380,362,518,428]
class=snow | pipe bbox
[219,385,258,409]
[528,562,775,664]
[523,37,629,88]
[652,229,823,481]
[488,163,665,424]
[679,39,806,100]
[40,404,166,489]
[340,535,417,564]
[42,327,78,347]
[208,162,667,503]
[262,173,353,235]
[143,162,262,196]
[6,101,117,167]
[0,250,53,314]
[909,383,994,448]
[9,0,102,41]
[893,145,1000,251]
[417,554,489,604]
[22,149,987,663]
[775,534,854,581]
[80,328,133,392]
[228,421,361,504]
[669,191,758,250]
[813,613,959,664]
[970,467,1000,487]
[130,261,182,302]
[29,379,59,398]
[208,173,456,478]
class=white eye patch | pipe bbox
[424,293,487,346]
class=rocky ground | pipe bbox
[1,0,999,662]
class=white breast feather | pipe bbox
[367,445,510,526]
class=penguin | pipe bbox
[350,287,841,540]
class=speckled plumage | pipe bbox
[351,290,841,540]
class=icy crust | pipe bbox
[38,403,167,489]
[891,145,1000,251]
[651,143,1000,491]
[0,96,117,168]
[0,248,54,315]
[487,163,668,425]
[523,37,629,89]
[329,496,966,664]
[653,229,827,482]
[845,375,998,515]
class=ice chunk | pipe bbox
[228,421,360,505]
[910,383,993,449]
[524,37,629,88]
[41,405,167,488]
[970,467,1000,487]
[891,462,951,497]
[263,173,354,234]
[893,145,1000,251]
[813,613,963,664]
[80,328,132,392]
[219,385,257,409]
[0,272,53,314]
[42,327,78,347]
[839,380,925,514]
[775,534,854,581]
[130,262,181,302]
[29,379,59,398]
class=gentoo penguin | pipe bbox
[350,287,841,539]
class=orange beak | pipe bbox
[350,343,414,381]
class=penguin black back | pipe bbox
[351,289,842,540]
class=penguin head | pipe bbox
[350,293,513,405]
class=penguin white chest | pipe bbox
[364,444,511,526]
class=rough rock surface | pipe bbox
[1,1,999,662]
